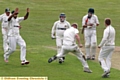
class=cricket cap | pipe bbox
[88,8,94,14]
[5,8,10,12]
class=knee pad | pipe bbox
[91,42,97,48]
[57,46,61,49]
[10,48,15,53]
[85,43,90,48]
[21,45,26,50]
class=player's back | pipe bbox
[106,25,115,45]
[63,27,77,46]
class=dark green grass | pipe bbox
[0,0,120,80]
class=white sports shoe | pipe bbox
[91,55,95,60]
[59,58,64,64]
[83,67,92,73]
[21,60,30,65]
[102,70,110,78]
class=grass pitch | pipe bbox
[0,0,120,80]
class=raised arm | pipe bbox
[8,8,18,21]
[24,8,29,20]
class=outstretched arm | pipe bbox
[8,8,18,21]
[75,34,83,48]
[24,8,29,20]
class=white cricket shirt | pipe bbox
[51,20,71,38]
[63,27,79,46]
[82,14,99,30]
[0,13,11,28]
[99,25,115,47]
[8,17,24,36]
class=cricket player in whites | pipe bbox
[48,23,92,73]
[82,8,99,60]
[4,8,29,65]
[98,18,115,78]
[51,13,71,63]
[0,8,11,53]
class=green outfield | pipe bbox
[0,0,120,80]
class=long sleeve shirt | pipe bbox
[99,25,115,47]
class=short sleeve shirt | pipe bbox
[63,27,79,46]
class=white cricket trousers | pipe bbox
[5,35,27,61]
[98,46,115,72]
[84,29,97,58]
[57,45,89,68]
[2,28,9,53]
[56,36,64,60]
[56,36,63,54]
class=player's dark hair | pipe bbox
[105,18,111,25]
[5,8,10,12]
[88,8,94,14]
[11,10,14,14]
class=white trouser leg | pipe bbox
[98,46,115,72]
[56,46,67,59]
[85,43,90,58]
[56,37,63,54]
[91,44,96,57]
[99,57,108,72]
[57,45,89,68]
[5,36,16,59]
[3,34,9,53]
[56,37,63,60]
[84,30,91,58]
[106,47,114,70]
[2,28,9,53]
[73,46,89,68]
[91,30,97,57]
[17,35,27,61]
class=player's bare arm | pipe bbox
[83,25,87,28]
[8,8,18,21]
[24,8,29,20]
[75,34,82,48]
[96,23,99,26]
[19,25,22,29]
[98,46,101,48]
